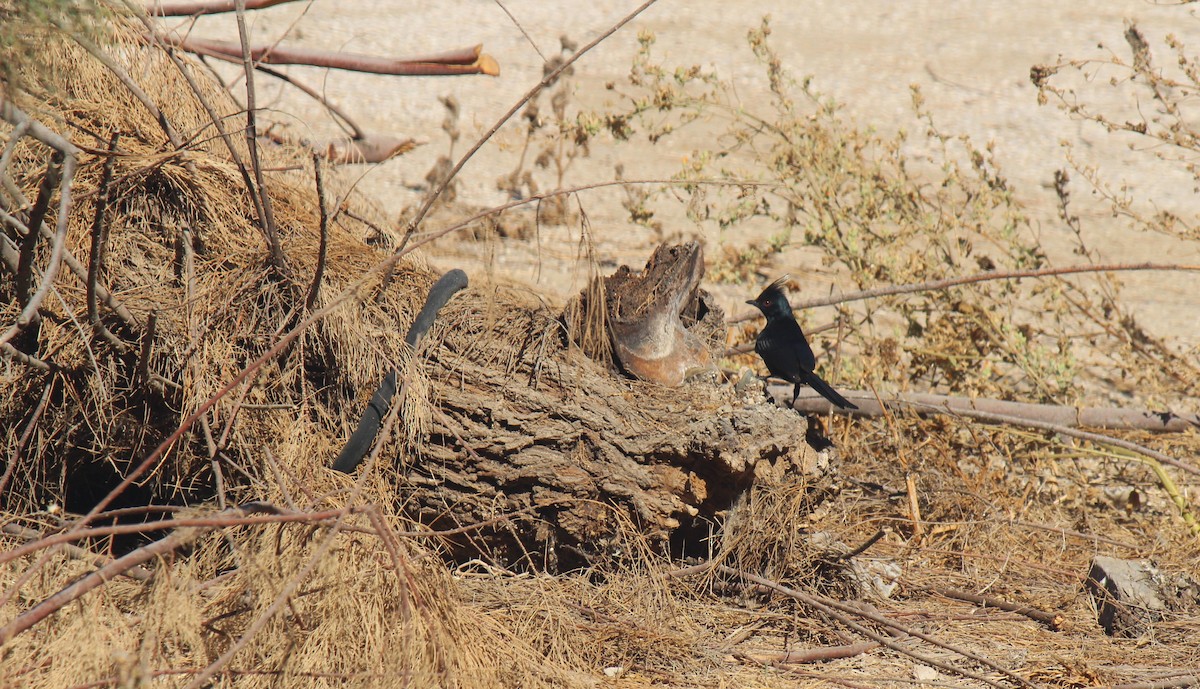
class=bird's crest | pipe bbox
[755,274,791,302]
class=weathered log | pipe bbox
[397,245,827,570]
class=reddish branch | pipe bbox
[149,33,500,77]
[147,0,299,15]
[0,527,198,646]
[735,642,880,665]
[0,524,152,582]
[924,586,1064,630]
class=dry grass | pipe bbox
[2,8,1200,689]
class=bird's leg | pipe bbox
[790,383,801,408]
[760,375,777,405]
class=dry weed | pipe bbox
[2,7,1200,689]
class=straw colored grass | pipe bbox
[2,9,1200,689]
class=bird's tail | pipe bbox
[803,371,859,410]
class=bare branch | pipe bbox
[922,586,1064,630]
[15,153,64,311]
[395,0,659,254]
[86,133,128,351]
[0,527,199,646]
[304,154,328,311]
[0,101,81,349]
[235,0,287,274]
[0,342,54,372]
[0,120,32,207]
[715,565,1036,689]
[0,378,54,496]
[151,33,499,76]
[147,0,299,15]
[0,524,152,582]
[904,398,1200,478]
[732,262,1200,323]
[779,386,1200,433]
[736,641,879,665]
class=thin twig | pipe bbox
[235,0,287,274]
[305,153,328,311]
[86,133,128,351]
[494,0,547,62]
[14,153,64,311]
[136,310,158,389]
[0,378,54,496]
[0,527,199,646]
[731,262,1200,323]
[395,0,660,255]
[781,385,1200,433]
[922,586,1064,630]
[715,565,1036,689]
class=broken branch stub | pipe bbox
[564,241,724,387]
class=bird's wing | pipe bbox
[757,319,817,373]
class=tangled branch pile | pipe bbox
[2,6,1200,689]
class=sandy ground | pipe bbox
[172,0,1200,346]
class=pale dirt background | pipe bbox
[169,1,1200,348]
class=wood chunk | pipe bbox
[564,241,724,387]
[1087,556,1166,637]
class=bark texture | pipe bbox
[397,247,824,570]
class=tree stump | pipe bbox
[402,243,826,570]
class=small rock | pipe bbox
[913,664,939,682]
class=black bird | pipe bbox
[746,277,858,410]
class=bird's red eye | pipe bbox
[763,299,772,306]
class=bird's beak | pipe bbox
[745,299,758,307]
